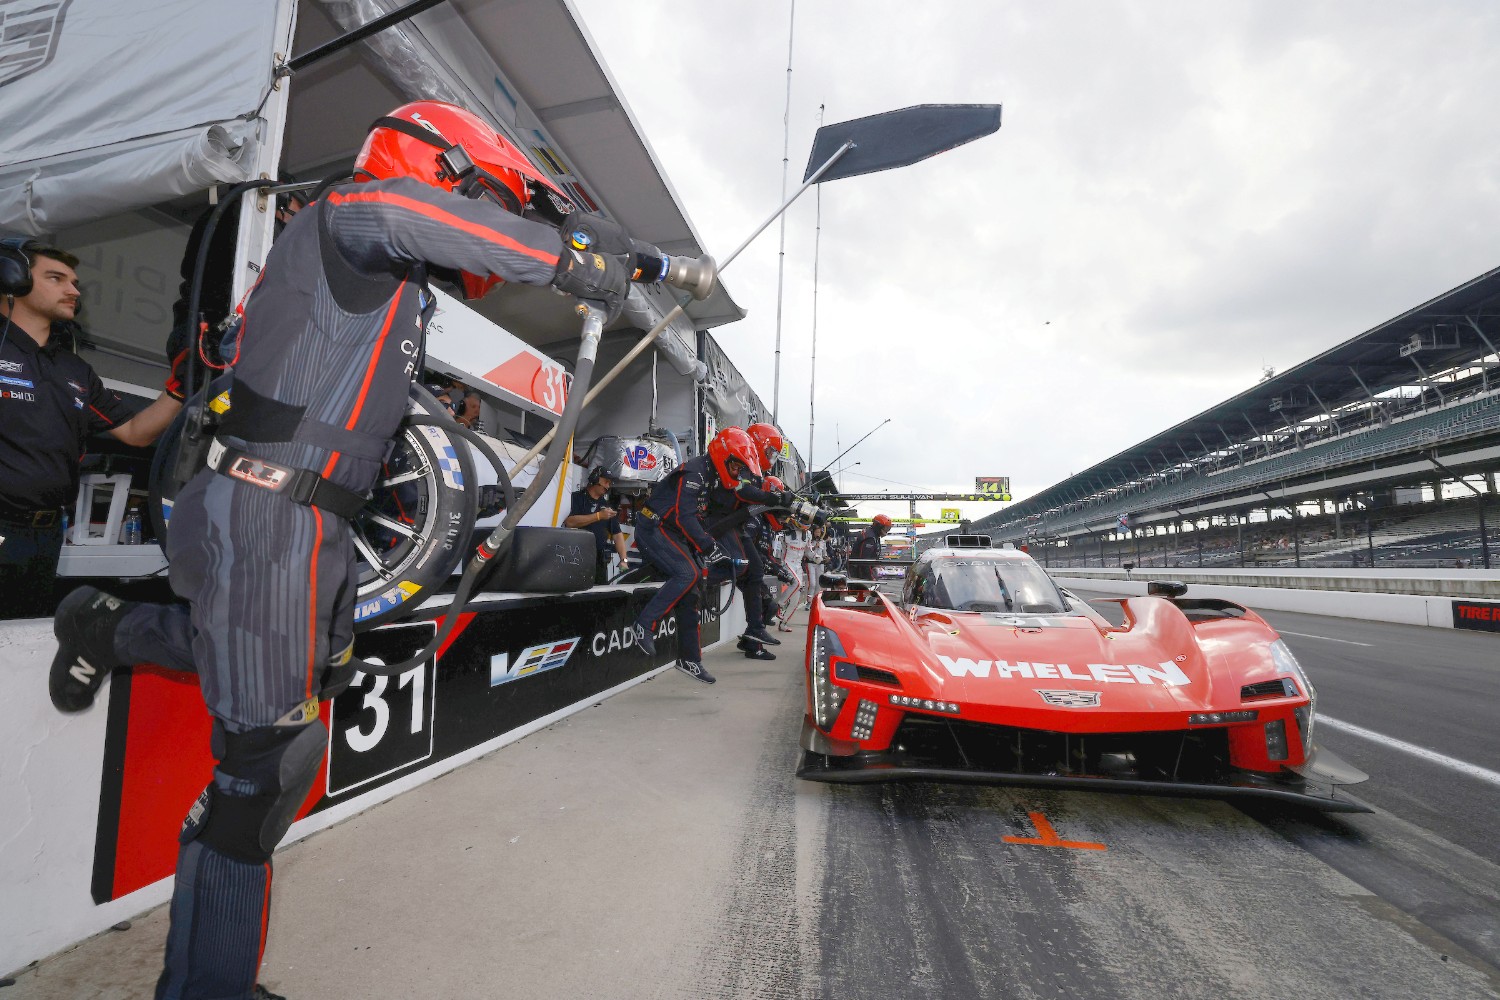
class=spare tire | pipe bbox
[149,383,478,631]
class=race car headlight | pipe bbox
[1270,639,1316,754]
[1188,710,1258,725]
[889,695,960,715]
[810,626,849,730]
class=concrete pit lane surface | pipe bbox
[7,604,1500,999]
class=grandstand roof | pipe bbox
[1000,264,1500,523]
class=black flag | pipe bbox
[803,104,1002,183]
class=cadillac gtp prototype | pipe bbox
[798,536,1368,811]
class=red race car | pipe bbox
[798,536,1369,811]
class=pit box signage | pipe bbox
[89,589,720,903]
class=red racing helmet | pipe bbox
[707,427,762,488]
[354,101,573,299]
[871,513,894,533]
[746,422,784,468]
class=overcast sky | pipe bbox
[569,0,1500,526]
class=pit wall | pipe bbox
[1,587,743,978]
[1053,567,1500,629]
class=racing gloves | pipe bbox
[552,248,632,324]
[559,210,670,287]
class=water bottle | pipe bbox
[123,509,142,546]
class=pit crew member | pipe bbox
[851,513,893,580]
[45,100,669,1000]
[704,465,790,649]
[0,241,185,618]
[565,466,630,583]
[630,426,762,684]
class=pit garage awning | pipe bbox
[0,0,288,235]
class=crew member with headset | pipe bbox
[565,466,629,583]
[630,426,762,684]
[45,100,671,1000]
[851,513,894,580]
[0,239,186,618]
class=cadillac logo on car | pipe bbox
[1036,689,1101,708]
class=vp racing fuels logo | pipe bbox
[0,0,72,88]
[490,637,581,687]
[623,444,658,471]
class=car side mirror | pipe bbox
[820,571,847,589]
[1147,580,1188,598]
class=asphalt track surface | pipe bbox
[9,599,1499,999]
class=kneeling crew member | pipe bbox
[565,466,628,583]
[46,100,669,1000]
[631,427,761,684]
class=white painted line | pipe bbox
[1319,716,1500,789]
[1277,629,1373,647]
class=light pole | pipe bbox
[823,417,891,473]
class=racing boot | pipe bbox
[737,636,776,661]
[741,626,781,646]
[674,658,716,684]
[253,986,288,1000]
[632,622,656,656]
[49,586,136,712]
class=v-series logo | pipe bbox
[938,656,1191,687]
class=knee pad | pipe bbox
[181,720,327,864]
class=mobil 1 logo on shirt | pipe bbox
[327,621,438,797]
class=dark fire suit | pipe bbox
[110,175,565,1000]
[632,454,725,662]
[850,524,884,580]
[704,476,783,633]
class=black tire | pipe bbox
[148,383,478,632]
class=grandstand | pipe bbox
[933,266,1500,569]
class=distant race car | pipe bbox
[798,536,1369,811]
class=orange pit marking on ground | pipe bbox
[1002,811,1107,851]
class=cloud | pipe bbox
[571,0,1500,518]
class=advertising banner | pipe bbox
[975,477,1012,500]
[1452,599,1500,632]
[89,588,721,903]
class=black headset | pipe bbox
[0,236,33,297]
[586,466,610,487]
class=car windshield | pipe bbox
[923,559,1067,614]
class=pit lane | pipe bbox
[8,604,1499,999]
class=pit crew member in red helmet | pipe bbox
[746,421,784,472]
[851,512,894,580]
[704,466,796,654]
[631,426,763,683]
[46,100,672,1000]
